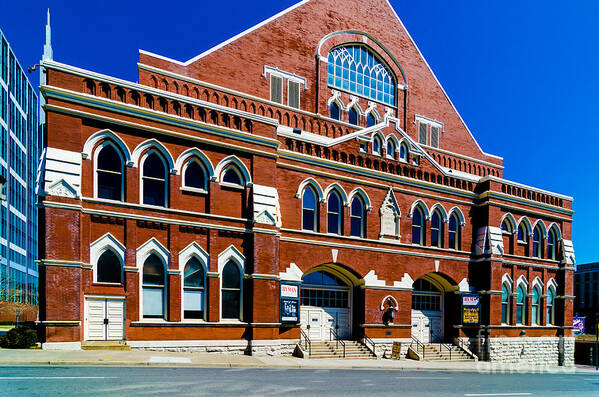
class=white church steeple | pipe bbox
[42,9,53,61]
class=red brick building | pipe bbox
[38,0,575,363]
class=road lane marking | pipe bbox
[0,377,117,380]
[464,393,532,397]
[397,376,452,380]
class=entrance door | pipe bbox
[85,297,125,341]
[411,310,443,343]
[300,306,351,341]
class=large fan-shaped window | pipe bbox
[328,45,397,106]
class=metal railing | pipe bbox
[300,328,312,357]
[430,329,453,360]
[363,335,376,357]
[410,335,426,359]
[329,327,346,358]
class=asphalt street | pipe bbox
[0,366,598,396]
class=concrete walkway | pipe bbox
[0,348,595,374]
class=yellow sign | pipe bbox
[463,307,480,324]
[391,342,402,359]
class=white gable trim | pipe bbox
[178,242,209,272]
[139,0,312,66]
[217,245,245,275]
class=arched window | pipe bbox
[222,166,243,187]
[327,192,342,235]
[399,143,409,162]
[142,254,166,318]
[142,152,168,207]
[517,223,529,256]
[350,196,365,238]
[531,286,541,325]
[386,139,396,160]
[183,257,205,319]
[330,102,340,120]
[348,107,359,126]
[96,144,123,201]
[328,45,397,106]
[448,213,460,250]
[516,283,527,325]
[547,228,558,260]
[183,159,207,191]
[366,112,376,127]
[96,250,122,284]
[501,282,511,324]
[501,218,514,255]
[430,210,443,248]
[221,260,242,320]
[546,286,555,325]
[532,225,543,258]
[302,186,318,232]
[412,206,425,245]
[373,135,382,156]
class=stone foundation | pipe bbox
[481,337,574,366]
[368,338,412,359]
[128,339,298,356]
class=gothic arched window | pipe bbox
[96,143,123,201]
[328,45,397,106]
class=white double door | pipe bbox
[411,310,443,344]
[300,306,350,341]
[85,297,125,341]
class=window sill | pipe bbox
[91,282,123,287]
[220,182,244,190]
[180,186,208,195]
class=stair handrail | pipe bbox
[453,337,477,360]
[329,327,346,358]
[363,334,376,357]
[430,329,453,360]
[410,335,425,359]
[300,328,312,356]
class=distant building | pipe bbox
[574,262,599,332]
[0,27,40,320]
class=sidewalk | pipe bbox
[0,348,595,374]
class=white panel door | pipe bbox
[411,310,442,344]
[301,306,351,341]
[85,298,125,341]
[86,299,107,341]
[106,300,125,341]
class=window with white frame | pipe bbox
[531,285,541,325]
[501,282,511,324]
[430,210,443,248]
[412,206,425,245]
[386,139,396,160]
[516,283,527,325]
[327,191,343,235]
[221,165,244,187]
[532,225,543,258]
[142,254,166,319]
[418,122,428,145]
[399,142,409,162]
[430,126,440,148]
[348,107,359,126]
[350,196,365,238]
[288,80,300,109]
[270,75,283,104]
[546,286,555,325]
[330,101,340,120]
[96,143,124,201]
[366,112,376,127]
[183,257,205,320]
[221,260,242,320]
[448,213,460,250]
[501,218,515,255]
[183,159,208,191]
[96,250,122,284]
[547,228,558,260]
[142,152,168,207]
[372,135,382,156]
[302,186,318,232]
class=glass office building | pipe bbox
[0,28,39,307]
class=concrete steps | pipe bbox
[412,344,475,362]
[304,341,376,359]
[81,340,131,351]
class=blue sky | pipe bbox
[1,0,596,265]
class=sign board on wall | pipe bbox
[573,316,585,334]
[280,282,300,323]
[461,294,480,325]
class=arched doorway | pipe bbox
[300,267,354,341]
[411,273,456,343]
